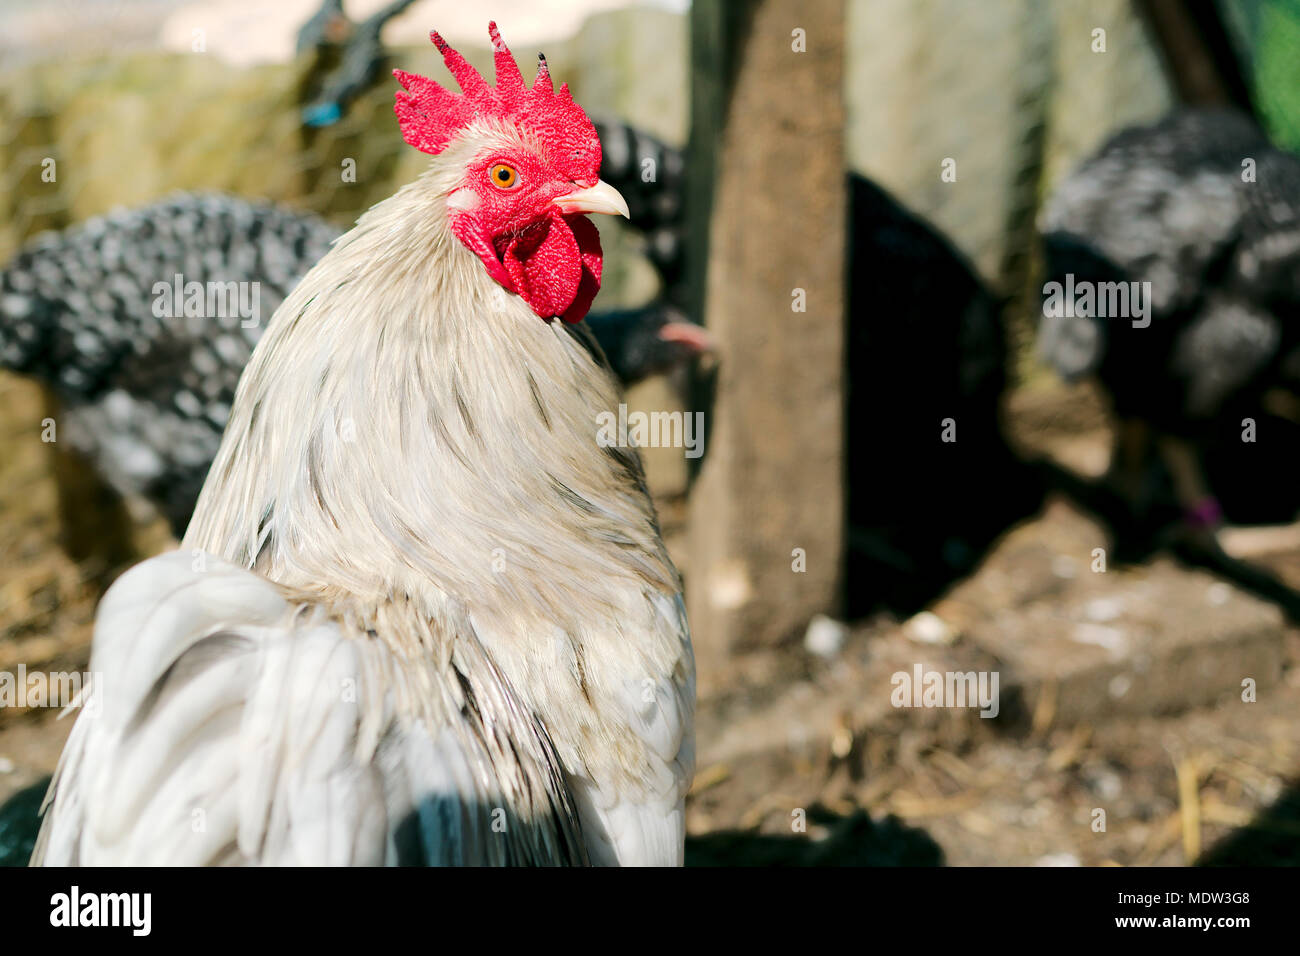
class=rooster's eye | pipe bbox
[489,164,519,189]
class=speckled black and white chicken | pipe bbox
[1,194,338,535]
[1039,108,1300,532]
[0,120,695,538]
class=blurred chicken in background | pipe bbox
[0,194,335,536]
[845,175,1043,616]
[1039,109,1300,550]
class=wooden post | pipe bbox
[686,0,846,681]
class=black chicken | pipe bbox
[582,304,712,385]
[845,175,1041,616]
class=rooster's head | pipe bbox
[394,22,626,323]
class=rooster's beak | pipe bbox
[552,180,630,219]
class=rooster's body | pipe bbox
[34,24,694,867]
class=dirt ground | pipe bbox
[1,376,1298,866]
[684,382,1300,866]
[684,499,1300,866]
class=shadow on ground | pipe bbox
[687,806,944,866]
[1199,781,1300,866]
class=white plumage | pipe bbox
[34,50,695,867]
[36,553,593,865]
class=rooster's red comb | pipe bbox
[394,22,600,178]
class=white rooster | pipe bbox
[33,23,695,867]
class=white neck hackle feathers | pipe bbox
[188,124,677,622]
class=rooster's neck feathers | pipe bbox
[185,149,675,628]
